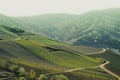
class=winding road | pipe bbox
[100,61,120,80]
[1,38,120,80]
[86,48,106,55]
[64,60,120,80]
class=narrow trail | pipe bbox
[64,66,99,73]
[100,61,120,80]
[1,38,120,80]
[46,58,120,80]
[98,48,106,54]
[86,48,106,55]
[45,48,120,80]
[64,60,120,80]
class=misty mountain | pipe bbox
[0,8,120,49]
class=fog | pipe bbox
[0,0,120,16]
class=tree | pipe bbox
[29,69,36,79]
[37,74,48,80]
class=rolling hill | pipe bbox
[18,8,120,49]
[0,8,120,79]
[0,23,119,79]
[0,9,120,49]
[0,34,117,80]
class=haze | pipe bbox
[0,0,120,17]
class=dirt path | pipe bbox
[86,48,106,55]
[100,61,120,80]
[64,60,120,80]
[64,66,99,73]
[98,48,106,54]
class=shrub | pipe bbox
[19,67,26,76]
[0,59,10,69]
[19,76,26,80]
[37,74,48,80]
[9,64,19,73]
[29,69,36,79]
[50,74,68,80]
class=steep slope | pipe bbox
[72,9,120,49]
[18,8,120,49]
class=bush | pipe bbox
[50,74,68,80]
[19,76,26,80]
[9,64,19,73]
[19,67,26,76]
[37,74,48,80]
[0,59,10,69]
[29,69,36,79]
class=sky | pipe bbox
[0,0,120,17]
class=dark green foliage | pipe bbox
[4,26,25,35]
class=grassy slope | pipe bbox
[15,36,102,68]
[22,36,103,55]
[0,35,117,80]
[0,41,68,72]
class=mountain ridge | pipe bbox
[0,8,120,49]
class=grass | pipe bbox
[49,45,103,55]
[0,41,68,72]
[15,36,102,68]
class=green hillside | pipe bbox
[0,9,120,49]
[15,36,102,68]
[0,8,120,80]
[0,35,117,80]
[18,8,120,49]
